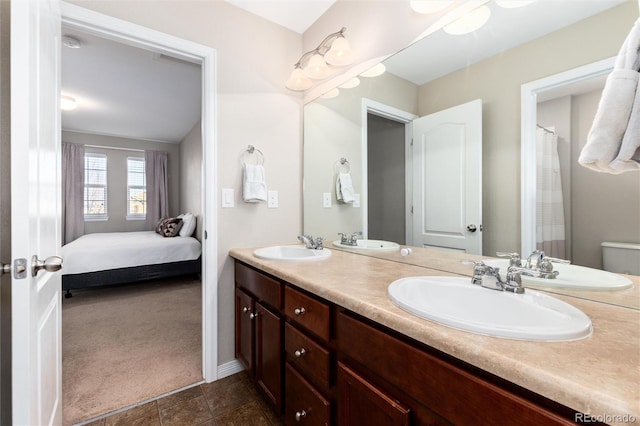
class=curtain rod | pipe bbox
[84,144,145,153]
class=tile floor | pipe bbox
[82,372,282,426]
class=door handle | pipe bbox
[467,224,477,232]
[31,255,63,277]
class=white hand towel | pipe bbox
[336,172,355,203]
[578,18,640,174]
[610,76,640,171]
[243,164,267,203]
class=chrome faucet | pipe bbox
[338,232,360,246]
[462,260,528,294]
[497,250,570,279]
[298,235,324,250]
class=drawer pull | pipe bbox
[295,410,307,421]
[294,348,306,357]
[294,307,306,316]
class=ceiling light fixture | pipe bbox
[443,4,491,35]
[360,63,386,78]
[60,95,78,111]
[62,35,83,49]
[339,77,360,89]
[286,27,354,91]
[410,1,454,14]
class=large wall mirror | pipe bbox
[303,0,639,309]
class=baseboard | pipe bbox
[217,359,245,379]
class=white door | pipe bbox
[11,0,63,425]
[412,99,482,254]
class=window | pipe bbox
[84,153,108,220]
[127,157,146,219]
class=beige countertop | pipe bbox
[230,246,640,425]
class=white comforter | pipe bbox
[61,231,202,275]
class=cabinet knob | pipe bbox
[294,307,306,316]
[295,410,307,421]
[294,348,306,357]
[242,306,250,313]
[249,312,258,319]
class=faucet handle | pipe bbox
[496,252,522,267]
[543,256,570,264]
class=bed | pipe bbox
[61,230,202,297]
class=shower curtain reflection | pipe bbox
[536,126,566,258]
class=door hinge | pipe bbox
[410,205,414,214]
[204,230,208,240]
[410,138,414,147]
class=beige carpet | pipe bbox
[62,277,202,425]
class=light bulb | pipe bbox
[339,77,360,89]
[325,37,353,66]
[360,63,386,78]
[443,5,491,35]
[60,95,77,111]
[286,68,313,91]
[304,53,330,79]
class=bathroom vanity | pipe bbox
[230,247,639,426]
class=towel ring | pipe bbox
[334,157,350,173]
[242,145,264,165]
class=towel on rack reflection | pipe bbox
[243,164,267,203]
[336,172,355,203]
[578,18,640,173]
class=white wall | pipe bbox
[179,120,203,242]
[65,0,303,367]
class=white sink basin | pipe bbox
[484,259,633,291]
[253,245,331,261]
[332,239,400,251]
[388,276,592,341]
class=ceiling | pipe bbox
[61,0,626,143]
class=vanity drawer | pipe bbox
[285,363,330,426]
[284,286,330,341]
[235,262,282,309]
[285,322,330,388]
[336,311,575,426]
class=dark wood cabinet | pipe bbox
[234,264,283,413]
[233,260,582,425]
[235,288,255,373]
[337,361,410,426]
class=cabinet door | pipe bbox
[256,302,283,412]
[285,363,330,426]
[337,362,410,426]
[235,288,255,373]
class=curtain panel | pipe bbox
[62,142,85,244]
[145,150,169,230]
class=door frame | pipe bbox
[520,56,614,257]
[60,2,218,382]
[361,99,417,242]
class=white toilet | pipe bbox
[601,242,640,275]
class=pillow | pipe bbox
[179,212,196,237]
[155,217,183,238]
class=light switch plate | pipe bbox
[323,192,332,208]
[268,190,278,208]
[353,194,361,208]
[222,188,234,208]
